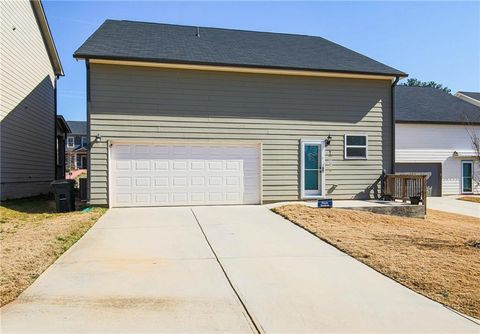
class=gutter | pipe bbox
[54,75,58,179]
[86,60,91,204]
[391,76,400,174]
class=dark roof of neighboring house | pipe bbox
[457,91,480,101]
[74,20,407,77]
[31,0,63,76]
[67,121,87,134]
[395,86,480,124]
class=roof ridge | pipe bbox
[113,19,328,39]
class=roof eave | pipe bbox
[396,120,480,126]
[56,115,71,133]
[31,0,64,76]
[73,54,408,79]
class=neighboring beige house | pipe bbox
[74,20,407,207]
[0,0,63,200]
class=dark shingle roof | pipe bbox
[74,20,406,77]
[458,91,480,101]
[67,121,87,134]
[395,86,480,124]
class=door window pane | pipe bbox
[463,162,472,175]
[463,178,472,192]
[304,145,318,169]
[304,170,318,190]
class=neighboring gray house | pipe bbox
[0,0,64,200]
[74,20,407,207]
[455,91,480,107]
[66,121,88,171]
[395,86,480,196]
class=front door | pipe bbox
[81,156,87,169]
[301,140,325,198]
[462,161,473,193]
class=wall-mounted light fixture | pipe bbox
[95,134,102,142]
[325,135,332,146]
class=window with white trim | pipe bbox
[81,136,87,147]
[344,134,367,159]
[67,136,74,148]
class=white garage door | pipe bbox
[110,143,261,207]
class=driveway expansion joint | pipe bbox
[190,208,261,334]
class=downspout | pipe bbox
[54,75,58,180]
[86,60,91,204]
[391,76,400,174]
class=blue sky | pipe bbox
[43,1,480,121]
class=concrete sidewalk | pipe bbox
[427,196,479,218]
[193,206,479,333]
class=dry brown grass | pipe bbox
[0,197,106,306]
[272,205,480,319]
[458,196,480,204]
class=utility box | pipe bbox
[79,178,88,201]
[51,180,75,212]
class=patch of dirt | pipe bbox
[0,198,106,306]
[272,205,480,319]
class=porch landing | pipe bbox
[266,200,425,218]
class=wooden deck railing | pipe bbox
[384,174,427,213]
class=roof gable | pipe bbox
[74,20,406,77]
[30,0,63,76]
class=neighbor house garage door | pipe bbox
[110,143,261,207]
[395,163,442,197]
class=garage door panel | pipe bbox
[110,143,260,207]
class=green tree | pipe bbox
[400,78,451,94]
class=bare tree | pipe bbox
[465,124,480,190]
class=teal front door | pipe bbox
[462,161,473,193]
[301,140,325,198]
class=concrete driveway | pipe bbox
[427,196,480,218]
[1,206,478,333]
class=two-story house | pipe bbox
[1,0,64,200]
[74,20,407,207]
[66,121,88,171]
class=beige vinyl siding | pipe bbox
[0,0,56,199]
[89,64,392,205]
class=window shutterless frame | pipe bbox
[344,134,368,159]
[300,139,325,199]
[81,136,87,147]
[461,160,474,194]
[67,136,75,148]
